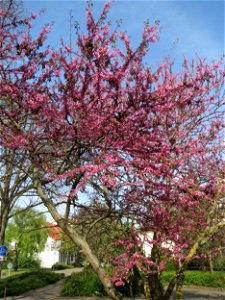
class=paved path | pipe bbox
[1,268,225,300]
[172,286,225,300]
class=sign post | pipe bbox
[0,245,8,279]
[7,263,13,277]
[0,245,9,300]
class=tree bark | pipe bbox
[0,199,10,245]
[14,248,19,272]
[147,272,164,300]
[146,236,165,300]
[175,270,185,300]
[208,253,214,273]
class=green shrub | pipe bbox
[162,271,175,285]
[18,257,41,269]
[0,270,64,297]
[61,266,143,297]
[165,259,176,271]
[60,268,106,296]
[72,261,83,267]
[162,270,225,288]
[187,258,209,270]
[51,262,74,270]
[187,257,225,271]
[212,256,225,271]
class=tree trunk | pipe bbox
[0,204,10,278]
[146,236,165,300]
[14,249,19,272]
[0,201,10,245]
[175,270,185,300]
[147,272,164,300]
[34,179,119,300]
[208,253,214,273]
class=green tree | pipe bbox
[5,208,48,270]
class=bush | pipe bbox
[72,261,83,267]
[60,267,106,296]
[18,257,41,269]
[187,256,225,271]
[212,256,225,271]
[187,258,209,270]
[165,259,176,271]
[0,270,64,297]
[51,262,74,270]
[162,270,225,288]
[61,266,144,297]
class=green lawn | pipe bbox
[163,271,225,288]
[1,268,30,278]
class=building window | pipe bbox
[51,241,59,251]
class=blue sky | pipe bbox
[23,0,224,70]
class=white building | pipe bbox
[139,232,175,257]
[38,236,61,268]
[38,223,78,268]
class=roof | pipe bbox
[46,222,63,241]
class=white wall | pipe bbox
[139,232,175,257]
[38,237,61,268]
[140,231,154,257]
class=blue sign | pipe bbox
[0,245,8,257]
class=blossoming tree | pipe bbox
[0,0,43,247]
[0,2,224,299]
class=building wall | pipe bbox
[139,232,175,257]
[140,231,154,257]
[38,236,61,268]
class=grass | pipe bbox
[1,268,31,278]
[163,270,225,288]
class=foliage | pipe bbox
[58,238,84,266]
[165,259,176,271]
[61,266,144,297]
[60,268,106,297]
[187,256,225,271]
[5,208,48,270]
[73,206,133,262]
[212,256,225,271]
[51,262,74,270]
[18,257,41,269]
[162,271,225,288]
[0,270,64,297]
[72,261,83,267]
